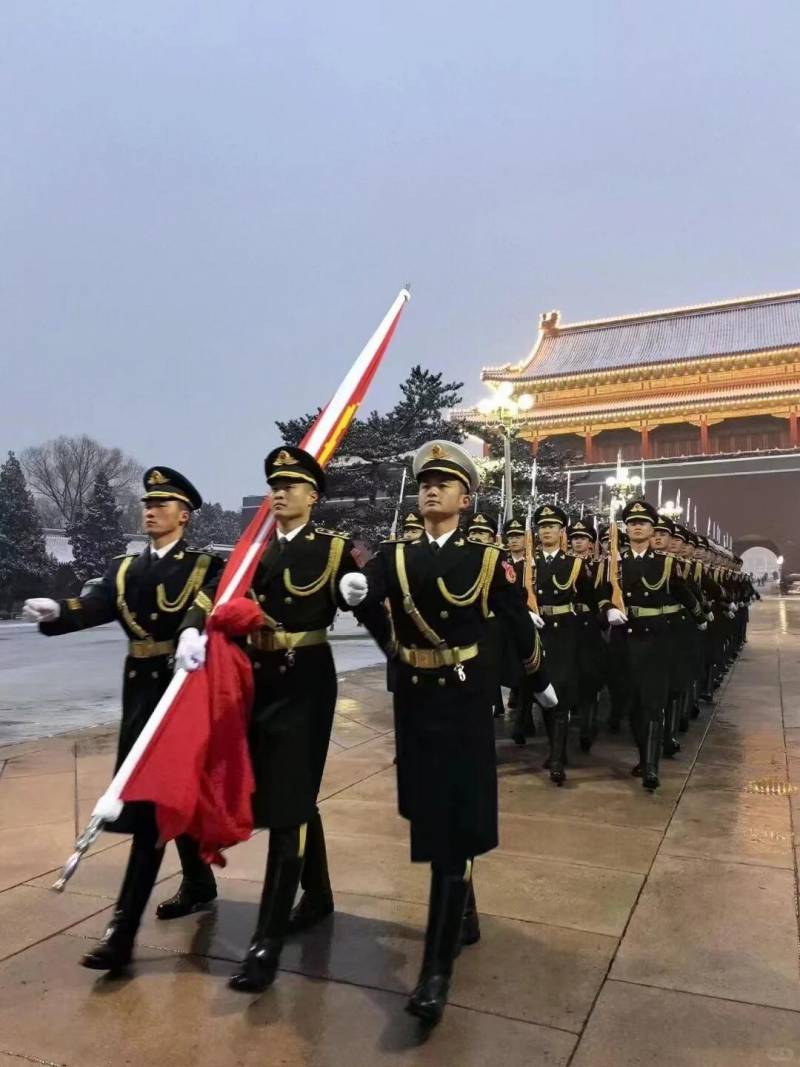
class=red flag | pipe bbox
[114,290,410,860]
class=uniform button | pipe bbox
[150,612,159,621]
[626,592,631,598]
[537,589,543,595]
[438,677,446,687]
[258,594,265,603]
[128,669,137,679]
[151,670,159,679]
[643,591,649,597]
[253,662,261,670]
[284,596,293,604]
[553,621,558,629]
[627,628,633,634]
[279,665,287,674]
[411,675,419,685]
[439,610,449,619]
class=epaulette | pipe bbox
[113,552,136,560]
[314,526,348,539]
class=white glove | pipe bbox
[339,572,368,607]
[175,627,207,672]
[706,611,715,623]
[697,621,708,632]
[534,683,558,708]
[727,610,736,620]
[729,602,738,612]
[606,607,628,626]
[22,597,60,623]
[529,611,545,630]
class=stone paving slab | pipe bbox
[1,600,799,1064]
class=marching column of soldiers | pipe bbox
[21,440,757,1027]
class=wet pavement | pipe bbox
[0,614,383,744]
[0,598,799,1065]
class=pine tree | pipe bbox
[275,365,464,540]
[66,471,127,584]
[0,452,54,614]
[190,502,242,547]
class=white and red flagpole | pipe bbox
[53,287,410,890]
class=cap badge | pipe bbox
[276,450,299,465]
[630,502,646,513]
[148,470,168,485]
[430,444,444,459]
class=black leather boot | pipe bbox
[642,717,663,792]
[157,835,217,920]
[407,868,469,1026]
[80,909,136,971]
[229,840,303,993]
[287,812,334,935]
[460,880,480,947]
[548,707,568,785]
[511,685,535,746]
[81,837,164,971]
[579,697,598,753]
[663,698,681,757]
[677,691,690,733]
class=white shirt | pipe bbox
[426,529,456,549]
[631,548,649,559]
[149,538,181,560]
[543,551,558,561]
[276,524,305,545]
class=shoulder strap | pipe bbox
[395,542,446,649]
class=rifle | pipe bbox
[608,503,626,611]
[389,467,408,539]
[524,497,539,613]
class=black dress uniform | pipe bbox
[181,446,380,994]
[39,467,223,968]
[533,504,598,783]
[567,517,606,752]
[363,440,549,1026]
[603,500,705,791]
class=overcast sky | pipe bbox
[2,2,799,508]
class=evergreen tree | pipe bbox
[66,471,127,583]
[275,365,464,540]
[0,452,54,614]
[190,502,242,547]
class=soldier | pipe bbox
[178,446,380,993]
[502,516,537,743]
[567,515,605,752]
[402,511,425,542]
[467,513,505,718]
[604,500,707,791]
[343,440,553,1025]
[532,503,598,783]
[23,467,224,971]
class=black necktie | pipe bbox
[277,537,287,553]
[430,540,440,555]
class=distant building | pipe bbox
[455,289,800,573]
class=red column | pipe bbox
[700,417,710,455]
[584,433,594,463]
[790,412,798,448]
[640,426,651,459]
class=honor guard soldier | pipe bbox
[23,467,223,971]
[502,516,536,743]
[467,513,506,717]
[532,503,598,783]
[567,515,605,752]
[343,441,552,1026]
[402,511,425,541]
[178,446,379,993]
[603,500,706,791]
